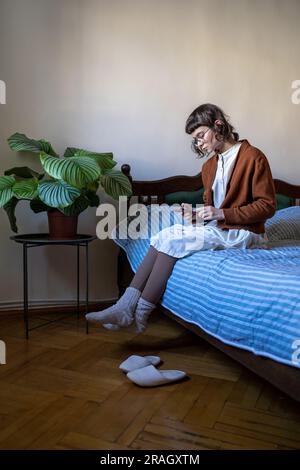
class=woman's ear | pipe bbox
[213,119,225,143]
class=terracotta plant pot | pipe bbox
[47,209,78,239]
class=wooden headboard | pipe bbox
[121,164,300,207]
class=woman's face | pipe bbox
[191,125,221,155]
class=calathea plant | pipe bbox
[0,132,132,232]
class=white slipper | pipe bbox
[126,364,186,387]
[119,355,161,373]
[103,323,121,331]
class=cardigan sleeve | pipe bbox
[222,155,276,225]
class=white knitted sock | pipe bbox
[86,287,141,328]
[134,297,156,333]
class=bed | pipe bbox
[114,164,300,402]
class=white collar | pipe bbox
[218,142,241,160]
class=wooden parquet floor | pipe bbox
[0,309,300,450]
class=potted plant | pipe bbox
[0,132,132,238]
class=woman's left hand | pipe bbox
[195,206,225,221]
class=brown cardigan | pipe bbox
[201,139,276,234]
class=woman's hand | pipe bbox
[178,204,225,224]
[180,203,194,224]
[195,206,225,222]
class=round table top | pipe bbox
[10,233,97,245]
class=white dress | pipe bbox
[150,143,268,258]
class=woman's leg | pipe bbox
[86,246,159,327]
[140,251,177,304]
[134,252,178,332]
[130,245,159,291]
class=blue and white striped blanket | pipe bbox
[112,206,300,368]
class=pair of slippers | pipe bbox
[119,355,187,387]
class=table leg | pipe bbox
[85,242,89,335]
[77,245,80,320]
[23,243,29,339]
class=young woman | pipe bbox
[86,103,276,333]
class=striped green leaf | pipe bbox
[64,147,116,171]
[0,176,15,207]
[40,153,101,189]
[8,133,58,157]
[100,169,132,200]
[38,180,81,208]
[12,178,38,199]
[64,147,84,158]
[74,151,116,171]
[64,146,111,158]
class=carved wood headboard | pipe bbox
[121,164,300,207]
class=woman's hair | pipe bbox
[185,103,239,158]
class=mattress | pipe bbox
[112,206,300,368]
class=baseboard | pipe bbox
[0,298,118,317]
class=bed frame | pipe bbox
[117,164,300,403]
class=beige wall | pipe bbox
[0,0,299,309]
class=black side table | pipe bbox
[10,233,97,339]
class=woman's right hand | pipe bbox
[181,203,194,223]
